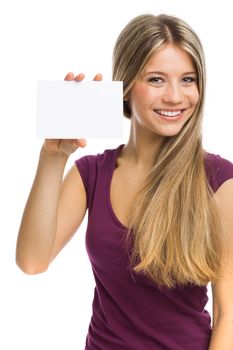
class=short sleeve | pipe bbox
[204,153,233,192]
[75,156,89,197]
[75,155,98,209]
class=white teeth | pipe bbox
[156,110,182,117]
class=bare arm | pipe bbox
[208,316,233,349]
[16,72,102,274]
[16,140,86,274]
[208,179,233,349]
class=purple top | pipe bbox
[75,144,233,350]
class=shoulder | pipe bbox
[73,145,123,209]
[74,144,124,184]
[75,145,121,169]
[204,151,233,192]
[75,144,124,167]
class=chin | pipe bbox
[156,127,184,137]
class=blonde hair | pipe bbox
[112,14,224,289]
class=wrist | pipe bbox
[40,145,69,161]
[39,147,69,172]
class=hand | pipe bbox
[42,72,103,156]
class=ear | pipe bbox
[123,94,132,118]
[123,91,130,101]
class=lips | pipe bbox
[155,109,186,117]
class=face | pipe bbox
[127,44,200,137]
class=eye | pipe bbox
[181,76,197,84]
[148,77,164,84]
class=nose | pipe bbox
[162,82,183,104]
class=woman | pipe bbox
[16,14,233,349]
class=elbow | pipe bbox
[16,257,49,275]
[18,265,48,275]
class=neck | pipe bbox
[122,119,166,170]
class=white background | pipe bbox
[0,0,233,349]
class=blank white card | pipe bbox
[36,80,123,139]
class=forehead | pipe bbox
[143,44,196,74]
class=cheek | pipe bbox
[129,86,147,108]
[189,88,200,107]
[131,84,147,99]
[130,84,160,106]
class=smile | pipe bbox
[155,109,185,117]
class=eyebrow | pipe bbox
[143,71,197,76]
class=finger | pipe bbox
[44,139,59,149]
[77,138,87,147]
[74,73,85,82]
[93,73,102,81]
[59,140,74,155]
[64,72,74,81]
[72,138,87,148]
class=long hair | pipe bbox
[112,14,224,289]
